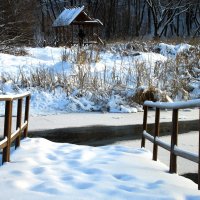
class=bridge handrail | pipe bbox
[141,99,200,190]
[0,92,31,164]
[144,99,200,109]
[0,92,31,101]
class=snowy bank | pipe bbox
[0,42,199,115]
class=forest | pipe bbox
[0,0,200,49]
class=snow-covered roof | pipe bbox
[53,6,103,27]
[53,6,85,27]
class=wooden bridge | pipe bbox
[0,92,200,190]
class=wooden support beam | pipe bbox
[24,95,30,138]
[2,100,13,163]
[169,109,179,173]
[15,99,23,149]
[71,25,74,45]
[153,108,160,161]
[198,108,200,190]
[141,106,148,148]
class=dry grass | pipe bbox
[1,42,199,105]
[0,47,28,56]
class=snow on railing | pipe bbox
[0,92,31,164]
[141,99,200,190]
[144,99,200,109]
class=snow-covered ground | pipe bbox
[0,42,198,115]
[0,43,199,199]
[0,137,200,200]
[114,131,199,175]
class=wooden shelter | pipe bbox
[53,6,104,46]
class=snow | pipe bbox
[144,99,200,109]
[53,6,85,27]
[154,43,192,58]
[0,46,167,115]
[0,47,72,75]
[0,137,200,199]
[0,42,199,198]
[0,42,198,115]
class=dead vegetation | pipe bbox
[0,41,199,108]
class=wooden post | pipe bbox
[59,28,62,45]
[92,26,94,41]
[64,28,66,44]
[58,28,60,45]
[87,26,89,44]
[71,25,74,45]
[153,108,160,161]
[15,98,23,149]
[2,100,13,164]
[169,109,178,173]
[198,108,200,190]
[97,26,99,37]
[23,95,30,138]
[62,27,65,43]
[55,28,59,46]
[141,106,148,148]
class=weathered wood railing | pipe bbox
[141,99,200,189]
[0,92,31,164]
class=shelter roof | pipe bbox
[53,6,84,27]
[53,5,103,27]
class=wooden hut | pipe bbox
[53,6,104,47]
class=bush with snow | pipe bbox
[0,41,199,115]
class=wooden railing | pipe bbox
[141,99,200,189]
[0,92,31,164]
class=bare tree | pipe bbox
[0,0,37,52]
[193,8,200,37]
[1,0,199,49]
[146,0,190,37]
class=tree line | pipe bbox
[0,0,199,49]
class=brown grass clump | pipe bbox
[133,86,173,105]
[0,47,28,56]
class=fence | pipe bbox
[141,99,200,189]
[0,92,31,164]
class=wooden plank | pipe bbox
[174,145,198,163]
[144,99,200,109]
[12,92,31,100]
[143,131,154,143]
[2,100,12,163]
[11,128,20,143]
[0,92,30,101]
[21,121,28,131]
[23,96,30,138]
[169,109,179,173]
[153,108,160,161]
[141,106,148,148]
[199,108,200,190]
[155,137,171,151]
[15,99,23,148]
[141,106,148,147]
[0,137,8,149]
